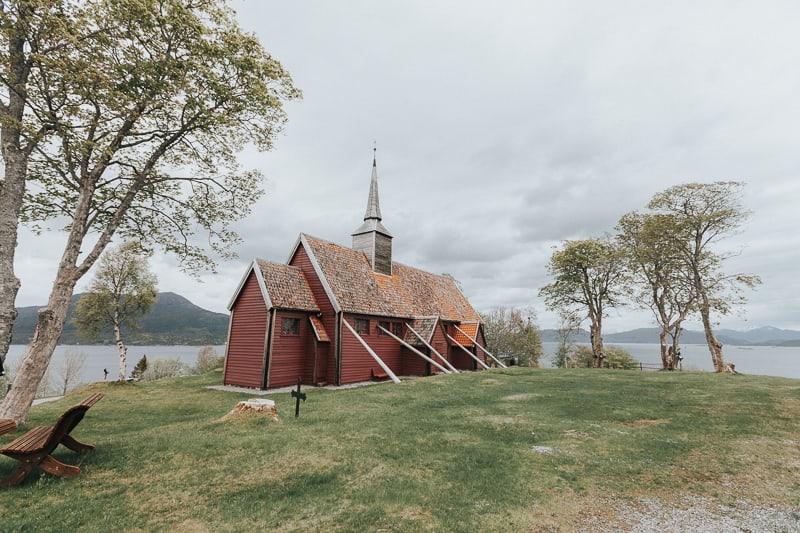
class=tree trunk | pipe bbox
[114,318,127,381]
[589,320,604,368]
[658,327,670,370]
[0,273,76,423]
[698,291,726,372]
[0,12,35,372]
[0,152,26,372]
[668,322,684,370]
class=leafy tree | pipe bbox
[1,0,299,423]
[539,239,627,368]
[74,241,157,381]
[481,307,542,367]
[647,182,760,372]
[552,308,581,368]
[617,212,696,370]
[0,0,100,374]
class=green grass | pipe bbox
[0,368,798,531]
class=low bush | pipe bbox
[142,358,191,381]
[570,345,638,369]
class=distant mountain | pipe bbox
[11,292,229,346]
[540,326,800,347]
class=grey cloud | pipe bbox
[12,1,800,333]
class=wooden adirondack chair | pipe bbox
[0,393,104,487]
[0,419,15,437]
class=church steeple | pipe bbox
[352,151,393,275]
[364,154,382,220]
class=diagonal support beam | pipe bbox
[447,334,491,370]
[453,324,507,368]
[377,325,451,374]
[406,324,459,373]
[343,320,401,384]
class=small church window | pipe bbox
[355,318,370,335]
[282,317,300,335]
[393,323,404,337]
[378,321,390,335]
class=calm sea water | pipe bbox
[541,342,800,378]
[5,344,226,389]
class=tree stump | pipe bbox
[224,399,278,421]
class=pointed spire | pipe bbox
[364,148,382,221]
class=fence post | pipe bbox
[640,362,643,371]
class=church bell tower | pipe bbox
[352,152,393,275]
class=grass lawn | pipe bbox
[0,368,798,531]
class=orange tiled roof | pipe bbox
[256,259,319,312]
[452,322,478,347]
[308,315,330,342]
[302,234,480,322]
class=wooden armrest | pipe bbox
[0,419,16,437]
[79,393,105,408]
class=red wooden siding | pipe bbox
[401,344,427,376]
[224,271,268,388]
[447,322,477,370]
[340,313,404,384]
[268,311,310,388]
[290,245,337,384]
[475,326,488,365]
[430,321,451,368]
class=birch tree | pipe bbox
[74,241,156,381]
[617,212,696,370]
[648,182,760,372]
[1,0,299,422]
[539,239,627,368]
[0,0,99,372]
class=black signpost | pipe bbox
[291,378,306,418]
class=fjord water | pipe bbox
[5,344,226,388]
[542,342,800,378]
[5,342,800,390]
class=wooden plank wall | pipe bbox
[268,311,309,388]
[447,322,477,370]
[224,271,268,388]
[290,245,337,384]
[340,313,404,384]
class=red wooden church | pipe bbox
[223,157,501,390]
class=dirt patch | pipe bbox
[622,419,670,428]
[502,393,539,401]
[476,415,522,426]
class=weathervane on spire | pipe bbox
[373,140,377,165]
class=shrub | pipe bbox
[142,358,191,381]
[195,346,224,374]
[570,345,638,369]
[480,307,543,367]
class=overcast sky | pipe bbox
[13,0,800,331]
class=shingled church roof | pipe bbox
[300,234,480,321]
[255,259,320,312]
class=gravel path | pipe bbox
[586,496,800,532]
